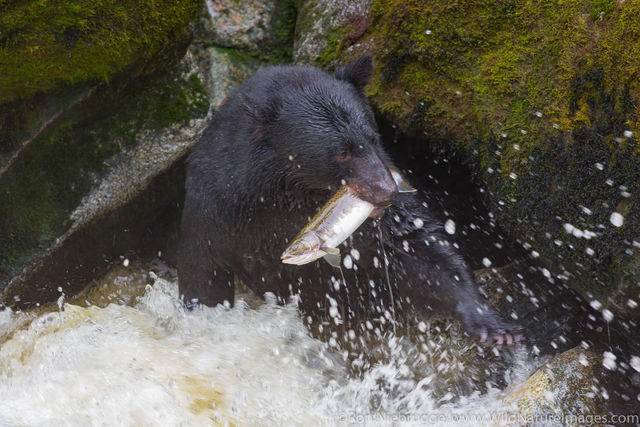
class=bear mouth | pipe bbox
[369,204,391,218]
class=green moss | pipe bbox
[294,0,317,43]
[315,24,354,68]
[329,0,640,304]
[0,48,209,283]
[0,0,202,104]
[266,0,298,63]
[590,0,615,20]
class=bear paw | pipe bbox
[461,309,524,345]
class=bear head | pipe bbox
[246,55,398,207]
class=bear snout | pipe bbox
[348,157,399,206]
[366,170,399,206]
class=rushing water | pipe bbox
[0,261,542,426]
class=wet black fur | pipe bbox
[178,55,521,339]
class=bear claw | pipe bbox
[465,312,525,346]
[477,330,524,346]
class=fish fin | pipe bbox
[397,178,417,193]
[322,247,341,268]
[388,165,417,193]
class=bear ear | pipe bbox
[334,54,374,91]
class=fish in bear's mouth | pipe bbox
[281,167,415,268]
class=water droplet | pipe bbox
[329,305,339,319]
[444,219,455,234]
[343,255,353,269]
[603,351,617,370]
[578,353,589,366]
[365,320,373,330]
[609,212,624,227]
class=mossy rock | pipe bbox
[0,0,202,104]
[293,0,372,67]
[0,42,211,304]
[0,36,266,308]
[296,0,640,314]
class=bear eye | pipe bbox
[334,149,352,162]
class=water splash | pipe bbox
[0,272,532,426]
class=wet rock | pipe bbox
[66,259,176,309]
[502,347,604,423]
[0,84,98,178]
[0,47,201,308]
[0,10,265,309]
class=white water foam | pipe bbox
[0,276,529,426]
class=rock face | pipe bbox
[294,0,640,320]
[0,47,211,308]
[0,2,284,308]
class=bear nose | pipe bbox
[367,167,398,206]
[349,160,398,206]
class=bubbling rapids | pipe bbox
[0,262,535,426]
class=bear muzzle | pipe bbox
[348,163,399,208]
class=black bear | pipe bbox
[178,55,522,344]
